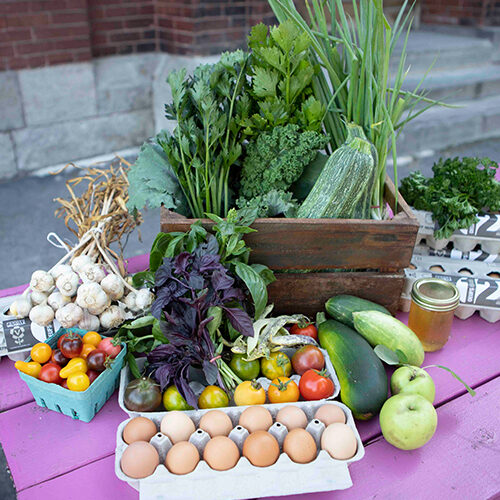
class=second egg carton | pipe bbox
[115,400,365,500]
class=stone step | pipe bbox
[396,93,500,157]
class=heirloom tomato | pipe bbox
[229,354,260,381]
[163,386,193,411]
[57,332,81,349]
[234,381,266,406]
[86,349,108,372]
[290,323,318,341]
[82,331,102,347]
[38,363,62,384]
[86,369,100,384]
[98,338,121,359]
[50,349,69,367]
[198,386,229,409]
[261,352,292,380]
[124,378,162,412]
[268,377,300,403]
[14,361,41,378]
[59,357,87,378]
[67,372,90,392]
[80,343,96,360]
[60,333,83,359]
[299,369,334,401]
[291,346,325,375]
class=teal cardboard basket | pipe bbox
[18,327,127,423]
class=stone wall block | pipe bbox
[0,72,24,132]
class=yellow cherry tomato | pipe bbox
[261,352,292,380]
[198,385,229,409]
[268,376,300,404]
[59,357,87,378]
[30,343,52,364]
[67,372,90,391]
[82,331,102,347]
[234,380,266,406]
[80,343,96,360]
[15,360,42,378]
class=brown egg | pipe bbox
[239,406,273,433]
[160,411,196,444]
[203,436,240,471]
[199,410,233,437]
[314,404,346,426]
[122,417,158,444]
[165,441,200,475]
[321,423,358,460]
[276,406,308,430]
[243,431,280,467]
[283,428,317,464]
[120,441,159,479]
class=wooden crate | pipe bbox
[160,178,418,315]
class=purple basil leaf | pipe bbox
[211,268,234,291]
[221,287,245,303]
[155,261,173,287]
[197,253,221,273]
[202,359,218,385]
[222,306,254,337]
[189,273,205,289]
[174,252,192,275]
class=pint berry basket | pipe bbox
[17,328,127,422]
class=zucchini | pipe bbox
[325,294,391,329]
[353,310,425,367]
[297,123,376,219]
[319,319,388,420]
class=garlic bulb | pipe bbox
[30,290,48,305]
[136,289,154,310]
[71,254,93,274]
[56,271,80,297]
[76,282,109,315]
[9,297,32,318]
[100,305,125,330]
[55,303,84,329]
[30,270,54,293]
[78,309,100,331]
[123,292,140,312]
[100,273,124,300]
[47,291,71,311]
[29,304,54,326]
[50,264,72,280]
[125,275,134,287]
[80,263,106,283]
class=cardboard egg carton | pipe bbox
[114,400,365,499]
[401,255,500,322]
[413,244,500,264]
[118,347,341,419]
[413,210,500,254]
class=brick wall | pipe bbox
[421,0,495,26]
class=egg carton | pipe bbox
[118,347,340,418]
[401,254,500,322]
[0,295,59,360]
[413,244,500,264]
[413,210,500,254]
[114,400,365,499]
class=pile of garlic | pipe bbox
[9,254,153,331]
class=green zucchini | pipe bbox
[318,319,388,420]
[325,294,391,329]
[297,123,376,219]
[353,310,425,367]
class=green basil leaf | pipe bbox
[207,306,223,337]
[127,352,142,379]
[233,261,268,319]
[132,271,155,288]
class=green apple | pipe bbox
[391,366,436,403]
[379,393,437,450]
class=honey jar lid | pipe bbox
[411,278,460,312]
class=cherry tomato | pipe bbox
[299,369,334,401]
[59,357,87,378]
[60,379,69,389]
[230,354,260,381]
[82,331,102,347]
[57,332,81,349]
[124,377,162,412]
[86,349,108,372]
[60,333,83,359]
[38,363,63,384]
[268,376,300,403]
[163,386,193,411]
[261,352,292,380]
[234,380,266,406]
[67,372,90,392]
[87,369,100,384]
[98,338,121,359]
[290,322,318,341]
[198,385,229,409]
[50,349,69,367]
[291,345,325,375]
[30,343,52,364]
[14,360,42,378]
[80,343,96,360]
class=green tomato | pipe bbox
[163,385,193,411]
[230,354,260,381]
[261,352,292,380]
[198,385,229,409]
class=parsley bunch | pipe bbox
[400,157,500,239]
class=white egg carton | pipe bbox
[118,346,340,418]
[413,209,500,254]
[114,400,365,499]
[413,244,500,264]
[401,255,500,322]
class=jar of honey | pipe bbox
[408,278,460,352]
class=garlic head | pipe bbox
[55,303,84,329]
[9,297,32,318]
[76,282,109,315]
[100,274,124,300]
[56,271,80,297]
[80,263,106,284]
[99,305,125,330]
[30,290,48,305]
[29,304,54,326]
[136,289,154,310]
[47,291,71,311]
[30,270,54,293]
[78,310,100,331]
[71,254,94,274]
[50,264,72,280]
[123,292,140,312]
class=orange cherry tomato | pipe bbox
[80,343,96,359]
[30,343,52,364]
[82,331,102,347]
[268,376,300,404]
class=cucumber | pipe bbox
[325,294,391,328]
[318,319,388,420]
[353,310,425,367]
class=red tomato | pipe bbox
[290,323,318,341]
[60,333,83,359]
[86,349,108,372]
[50,349,70,367]
[299,369,334,401]
[98,338,121,359]
[292,345,325,375]
[60,379,69,390]
[57,332,81,349]
[39,363,63,385]
[87,369,100,384]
